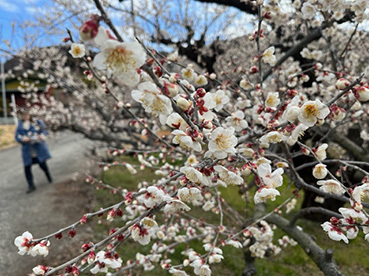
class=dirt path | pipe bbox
[0,130,96,275]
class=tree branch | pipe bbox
[319,125,368,162]
[194,0,257,15]
[289,207,342,227]
[263,27,324,81]
[266,214,344,276]
[93,0,124,42]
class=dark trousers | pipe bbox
[24,158,52,188]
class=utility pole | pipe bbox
[1,58,7,121]
[11,93,17,125]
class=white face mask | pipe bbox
[23,121,31,130]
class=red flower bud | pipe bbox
[79,15,100,41]
[68,229,77,238]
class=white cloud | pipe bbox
[0,1,19,12]
[15,0,40,3]
[25,6,37,14]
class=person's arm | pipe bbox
[36,119,48,141]
[15,126,30,144]
[36,119,48,136]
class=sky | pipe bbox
[0,0,42,41]
[0,0,255,53]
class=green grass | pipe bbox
[87,157,369,276]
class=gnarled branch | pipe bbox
[266,214,344,276]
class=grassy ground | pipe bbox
[0,124,16,149]
[88,158,369,276]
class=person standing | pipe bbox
[15,111,53,193]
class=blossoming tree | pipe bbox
[8,0,369,275]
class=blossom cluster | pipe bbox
[11,1,369,275]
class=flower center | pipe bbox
[106,47,136,72]
[304,104,318,116]
[215,133,231,151]
[215,95,222,105]
[73,47,81,55]
[266,95,277,106]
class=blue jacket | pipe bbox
[15,119,52,166]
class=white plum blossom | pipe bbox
[225,110,248,131]
[209,253,224,264]
[169,268,190,276]
[312,164,328,179]
[190,259,211,276]
[69,43,85,58]
[203,200,215,211]
[331,105,346,121]
[93,39,146,86]
[90,250,122,274]
[315,143,328,160]
[240,79,252,90]
[284,105,300,123]
[164,199,191,214]
[181,66,196,82]
[185,154,199,166]
[166,113,188,130]
[317,179,346,195]
[301,2,316,19]
[226,240,243,248]
[14,231,35,256]
[261,47,277,66]
[283,96,301,123]
[339,207,367,224]
[202,92,216,110]
[178,187,203,204]
[131,217,158,245]
[32,265,49,275]
[143,186,166,208]
[131,224,151,245]
[212,90,230,111]
[180,166,211,186]
[132,82,173,124]
[214,165,244,186]
[265,92,280,107]
[352,183,369,206]
[93,26,111,47]
[32,240,50,257]
[286,198,297,213]
[257,163,284,188]
[283,123,309,146]
[278,236,297,247]
[172,130,202,152]
[259,131,283,148]
[126,163,137,174]
[321,222,348,243]
[254,187,280,204]
[195,75,208,87]
[205,127,237,159]
[298,99,330,127]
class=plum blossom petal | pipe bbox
[206,127,237,159]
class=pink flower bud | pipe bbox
[335,78,349,90]
[250,66,258,74]
[354,86,369,102]
[79,15,100,41]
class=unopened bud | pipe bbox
[79,15,100,41]
[176,97,191,111]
